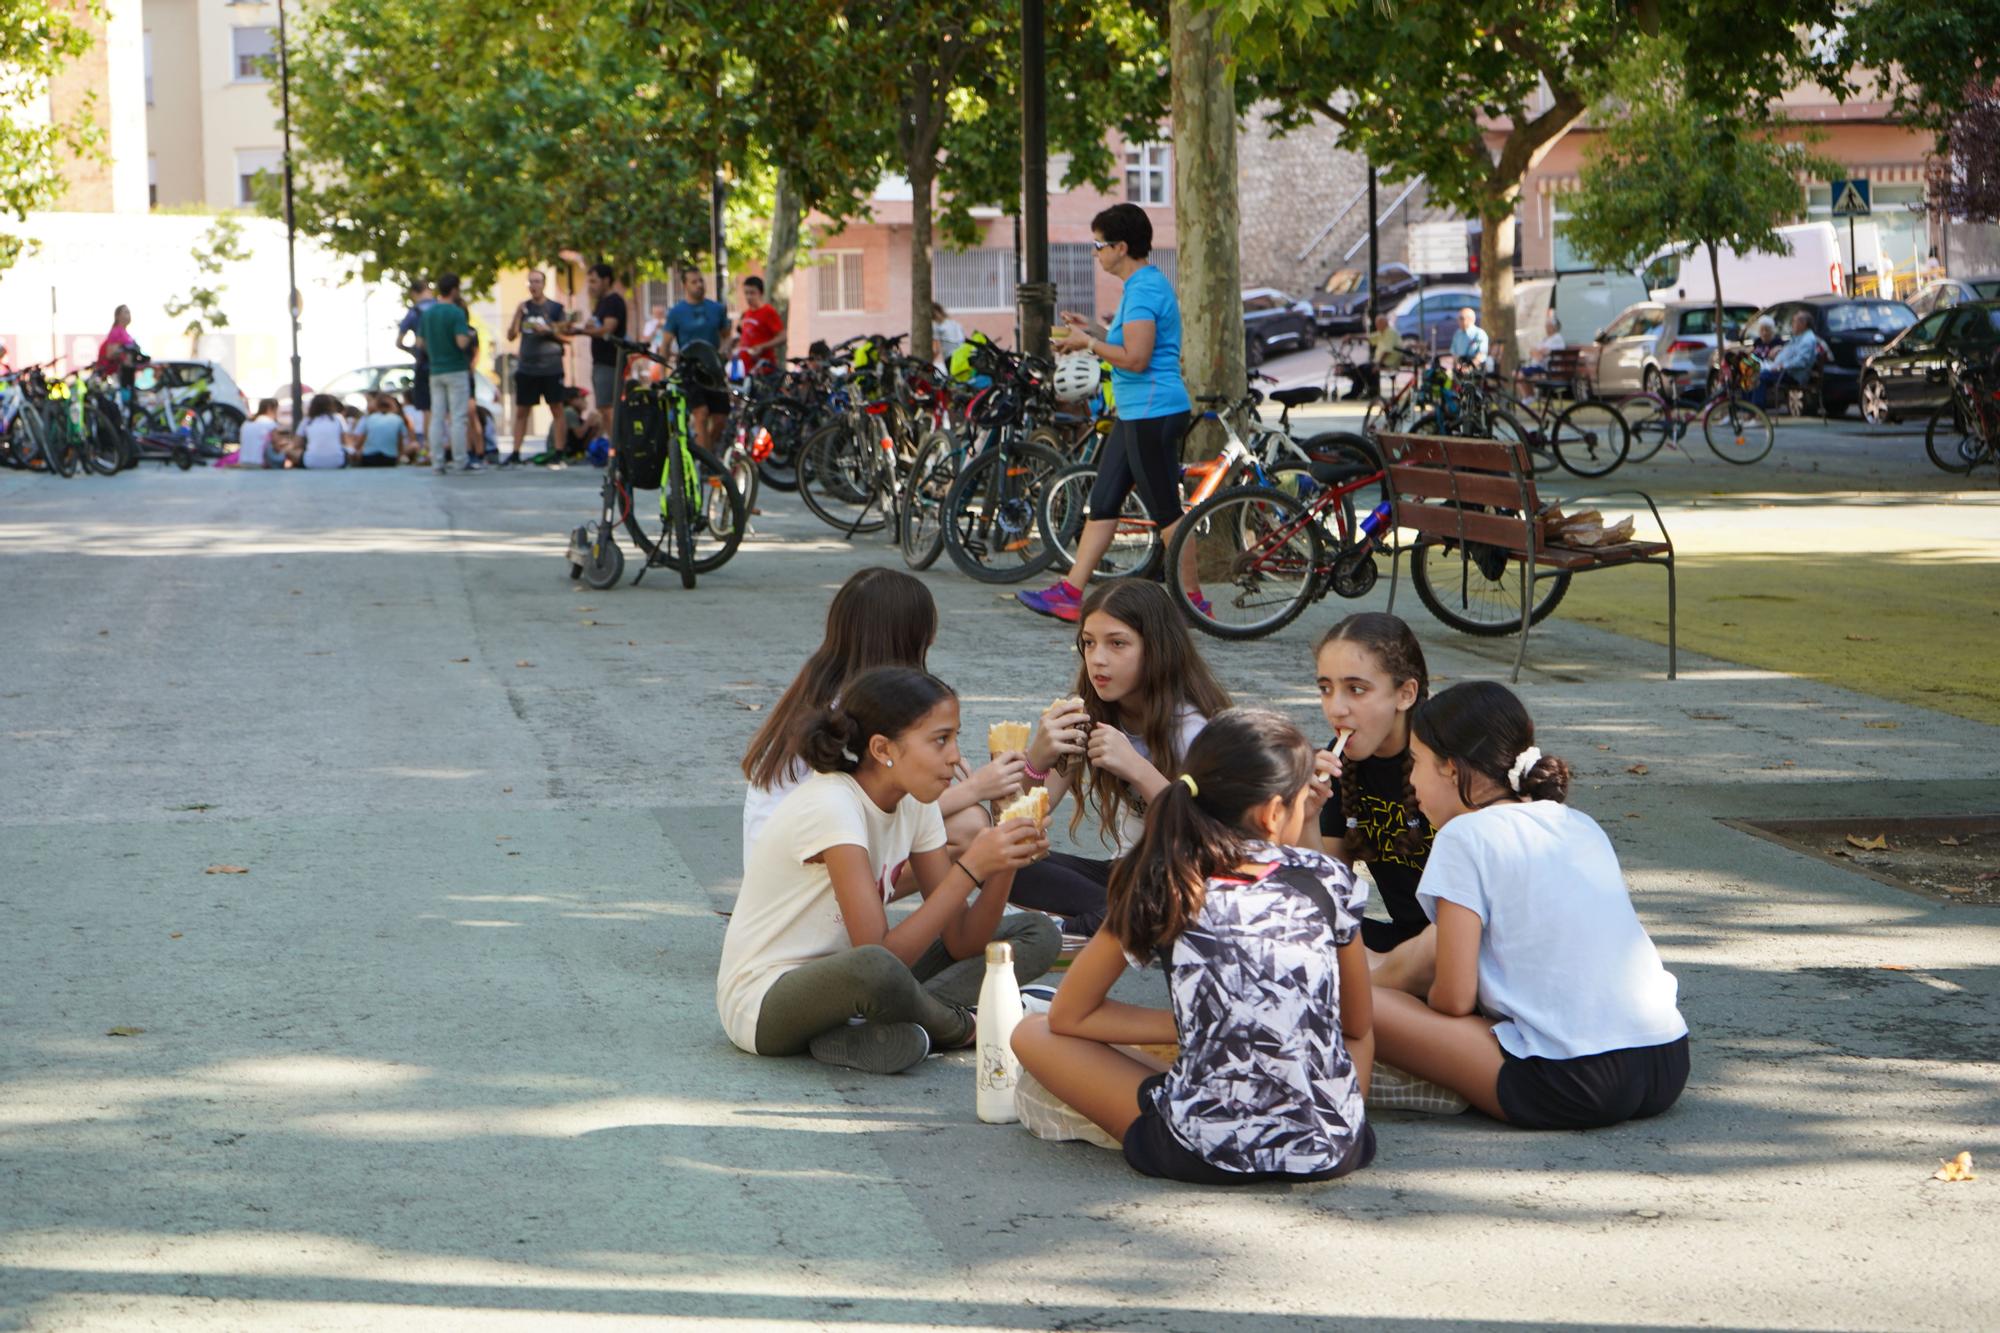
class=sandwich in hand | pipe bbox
[998,786,1050,827]
[987,721,1032,755]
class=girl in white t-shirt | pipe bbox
[299,394,351,469]
[1013,708,1375,1184]
[1011,579,1230,935]
[718,666,1059,1075]
[740,567,1029,885]
[1374,681,1689,1130]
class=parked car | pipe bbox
[1642,222,1844,308]
[1511,270,1648,368]
[1858,300,2000,423]
[1314,263,1420,333]
[1387,285,1481,355]
[319,363,501,416]
[1574,300,1757,396]
[1748,295,1915,416]
[1907,275,2000,318]
[1242,289,1316,364]
[132,359,249,434]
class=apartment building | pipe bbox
[142,0,290,211]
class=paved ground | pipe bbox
[2,451,1997,1331]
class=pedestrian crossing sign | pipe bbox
[1831,178,1871,217]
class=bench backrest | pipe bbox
[1377,431,1540,556]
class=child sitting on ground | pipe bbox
[719,666,1059,1075]
[1371,681,1689,1130]
[1012,708,1376,1185]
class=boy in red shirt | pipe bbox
[735,276,784,375]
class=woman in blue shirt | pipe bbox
[1019,204,1192,622]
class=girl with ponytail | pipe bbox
[1373,681,1690,1131]
[1012,709,1377,1185]
[719,667,1060,1075]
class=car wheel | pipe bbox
[1244,332,1266,370]
[1859,375,1889,425]
[1641,366,1662,399]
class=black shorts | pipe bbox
[408,368,431,411]
[1496,1035,1690,1131]
[514,371,566,407]
[1007,852,1112,936]
[1089,412,1190,525]
[1123,1074,1376,1186]
[357,452,398,468]
[686,383,731,417]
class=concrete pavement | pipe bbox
[1,459,1996,1331]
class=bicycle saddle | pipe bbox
[1269,386,1324,408]
[1308,460,1375,486]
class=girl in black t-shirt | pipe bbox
[1299,613,1437,976]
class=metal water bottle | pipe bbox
[975,941,1024,1123]
[1359,502,1393,539]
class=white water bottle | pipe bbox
[975,941,1024,1123]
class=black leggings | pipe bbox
[1088,413,1190,526]
[1008,852,1113,936]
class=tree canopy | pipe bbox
[0,0,103,273]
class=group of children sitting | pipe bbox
[224,390,603,470]
[720,568,1689,1186]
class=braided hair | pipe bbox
[1316,613,1430,861]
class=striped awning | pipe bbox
[1534,161,1929,194]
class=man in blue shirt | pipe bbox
[394,279,435,413]
[661,269,732,449]
[1449,307,1491,375]
[1753,311,1822,408]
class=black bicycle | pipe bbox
[569,340,746,590]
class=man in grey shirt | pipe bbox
[505,268,572,465]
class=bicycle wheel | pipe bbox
[940,438,1066,584]
[84,402,125,475]
[706,447,756,543]
[798,421,887,535]
[1701,397,1773,464]
[1037,462,1162,582]
[1166,485,1325,640]
[1924,404,1979,475]
[1409,534,1570,637]
[1547,400,1630,479]
[899,429,960,571]
[4,404,45,469]
[40,406,77,478]
[1617,393,1672,464]
[755,399,806,491]
[1486,409,1555,475]
[623,446,745,578]
[665,439,697,588]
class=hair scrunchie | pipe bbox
[1178,773,1199,797]
[1507,746,1543,792]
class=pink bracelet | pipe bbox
[1023,757,1049,781]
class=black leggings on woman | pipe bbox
[1007,852,1114,936]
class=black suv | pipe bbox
[1859,300,2000,423]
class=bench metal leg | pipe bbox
[1386,535,1401,615]
[1666,557,1678,680]
[1511,568,1532,684]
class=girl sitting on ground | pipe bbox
[1372,681,1689,1130]
[741,567,1029,889]
[1298,614,1439,978]
[1009,580,1231,937]
[1012,708,1375,1184]
[719,666,1060,1075]
[298,394,349,470]
[356,393,413,467]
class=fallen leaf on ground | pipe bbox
[1878,964,1911,971]
[168,803,214,812]
[515,660,535,668]
[1625,763,1650,775]
[1845,834,1888,851]
[507,851,519,857]
[1625,812,1643,819]
[1596,744,1613,751]
[169,932,183,939]
[1686,712,1728,721]
[1832,848,1852,858]
[627,640,637,647]
[502,787,513,793]
[1845,634,1877,642]
[496,836,511,842]
[575,606,596,612]
[732,699,762,711]
[106,1026,144,1037]
[290,589,301,596]
[1977,871,2000,882]
[1863,721,1900,730]
[97,629,108,636]
[450,657,469,664]
[1933,1151,1977,1183]
[203,865,250,875]
[1938,836,1965,846]
[1943,884,1974,895]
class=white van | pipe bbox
[1641,222,1844,309]
[1513,271,1649,365]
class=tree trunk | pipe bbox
[1170,0,1241,460]
[908,153,937,364]
[1706,239,1726,393]
[766,166,802,364]
[1477,205,1517,379]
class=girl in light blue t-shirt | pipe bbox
[1373,681,1689,1131]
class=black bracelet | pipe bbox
[954,859,984,890]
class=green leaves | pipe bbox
[0,0,106,275]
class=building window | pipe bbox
[148,156,158,208]
[236,148,283,206]
[1125,143,1171,207]
[232,25,276,82]
[1149,247,1177,287]
[1049,243,1098,317]
[932,249,1014,312]
[816,251,865,313]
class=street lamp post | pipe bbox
[1017,0,1054,360]
[277,0,303,429]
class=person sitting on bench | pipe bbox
[1752,311,1821,409]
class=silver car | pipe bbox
[1577,300,1758,396]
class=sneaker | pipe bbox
[808,1020,932,1074]
[497,453,522,468]
[1016,579,1082,621]
[463,458,486,472]
[1021,984,1057,1015]
[1187,589,1213,618]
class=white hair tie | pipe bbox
[1507,746,1542,792]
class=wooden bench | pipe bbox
[1377,431,1677,681]
[1518,345,1589,400]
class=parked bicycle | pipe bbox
[1617,351,1773,465]
[1925,358,1999,479]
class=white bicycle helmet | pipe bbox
[1052,353,1103,404]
